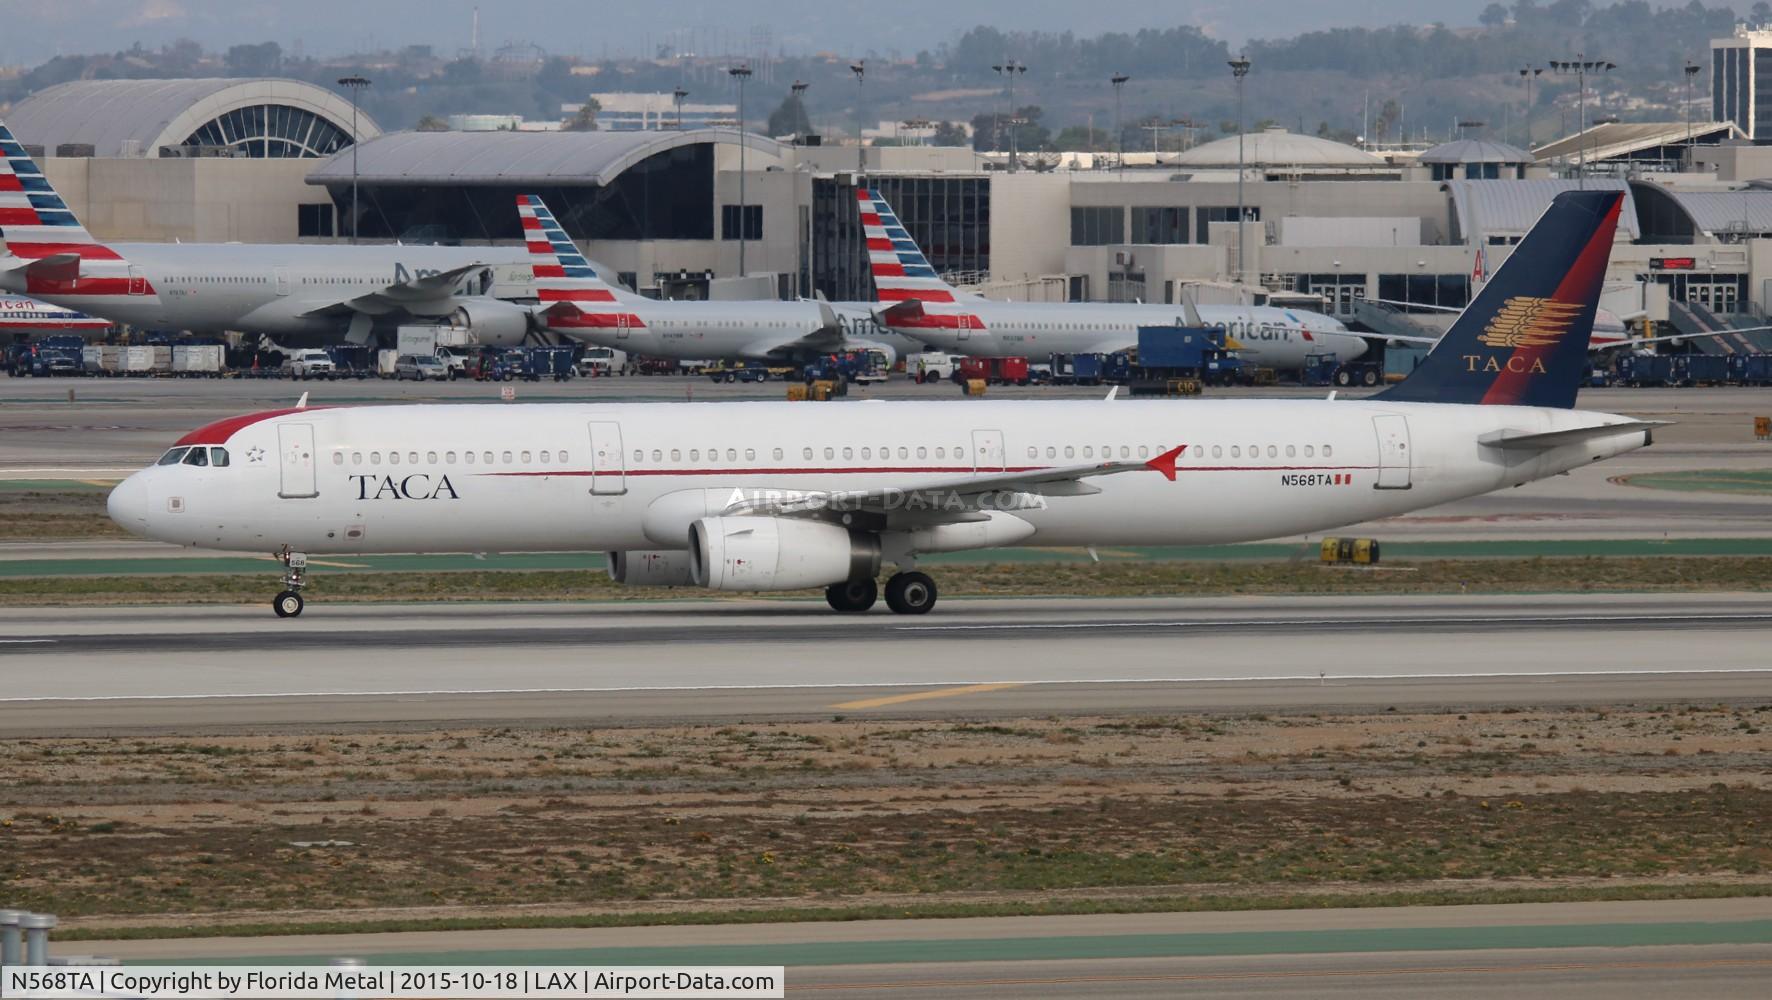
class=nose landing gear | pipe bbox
[273,549,308,617]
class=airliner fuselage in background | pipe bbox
[857,189,1365,369]
[0,295,111,335]
[520,195,926,365]
[107,192,1657,618]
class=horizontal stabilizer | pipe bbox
[1478,420,1668,450]
[24,252,80,283]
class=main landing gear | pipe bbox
[273,548,308,618]
[884,571,937,615]
[824,571,939,615]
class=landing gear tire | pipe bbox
[273,590,305,618]
[884,571,938,615]
[825,577,878,613]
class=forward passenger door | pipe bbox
[587,420,627,496]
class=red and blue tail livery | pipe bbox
[1380,190,1624,409]
[1,119,149,300]
[856,188,955,305]
[517,193,645,330]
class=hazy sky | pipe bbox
[0,0,1512,65]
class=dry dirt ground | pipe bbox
[4,705,1769,933]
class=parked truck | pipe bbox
[1129,325,1241,395]
[955,356,1030,386]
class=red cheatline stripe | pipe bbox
[538,288,618,302]
[4,242,119,260]
[548,312,647,329]
[477,463,1370,479]
[174,407,333,446]
[877,288,956,303]
[25,276,147,296]
[0,320,112,330]
[890,313,987,331]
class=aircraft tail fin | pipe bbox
[517,194,644,333]
[0,120,122,266]
[1377,190,1623,409]
[857,188,960,306]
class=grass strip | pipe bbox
[54,882,1772,943]
[3,556,1771,606]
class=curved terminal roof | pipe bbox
[305,128,787,187]
[1419,139,1533,165]
[6,78,380,157]
[1172,127,1383,169]
[1444,179,1640,244]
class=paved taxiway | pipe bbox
[4,592,1769,734]
[75,899,1772,999]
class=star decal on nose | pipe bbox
[247,446,266,464]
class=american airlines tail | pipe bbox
[1379,190,1623,409]
[518,193,645,332]
[856,188,960,305]
[0,120,147,299]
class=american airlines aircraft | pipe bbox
[857,188,1366,369]
[0,121,534,346]
[521,195,924,366]
[107,191,1655,618]
[0,295,110,335]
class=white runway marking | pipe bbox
[2,668,1770,703]
[896,613,1772,631]
[0,639,54,644]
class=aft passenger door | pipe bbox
[274,267,291,296]
[971,429,1006,473]
[127,266,148,296]
[956,313,974,341]
[615,312,631,340]
[1372,415,1411,490]
[587,420,627,496]
[277,423,319,499]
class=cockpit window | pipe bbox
[157,447,190,466]
[182,447,209,467]
[209,447,230,467]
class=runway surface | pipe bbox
[77,899,1772,999]
[4,593,1769,734]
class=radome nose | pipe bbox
[107,474,149,532]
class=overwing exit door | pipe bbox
[1372,415,1412,490]
[588,420,627,495]
[277,423,318,498]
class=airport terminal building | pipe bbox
[13,76,1772,335]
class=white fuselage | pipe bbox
[109,398,1648,558]
[896,301,1365,369]
[0,245,533,337]
[551,299,927,365]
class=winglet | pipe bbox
[1146,445,1184,482]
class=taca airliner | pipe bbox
[108,192,1656,617]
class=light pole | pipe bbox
[673,86,688,130]
[1518,66,1541,150]
[992,60,1027,172]
[1684,60,1701,169]
[1549,56,1615,189]
[337,75,370,244]
[1228,55,1251,285]
[728,63,752,277]
[1110,73,1129,178]
[850,60,865,174]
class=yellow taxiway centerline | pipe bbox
[831,682,1024,710]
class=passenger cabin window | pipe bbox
[389,452,401,465]
[1323,445,1334,457]
[332,452,345,466]
[465,452,476,465]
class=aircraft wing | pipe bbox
[297,263,490,319]
[723,446,1185,525]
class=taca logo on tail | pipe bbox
[1379,190,1624,409]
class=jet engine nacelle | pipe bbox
[448,300,535,347]
[689,516,880,591]
[606,550,697,587]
